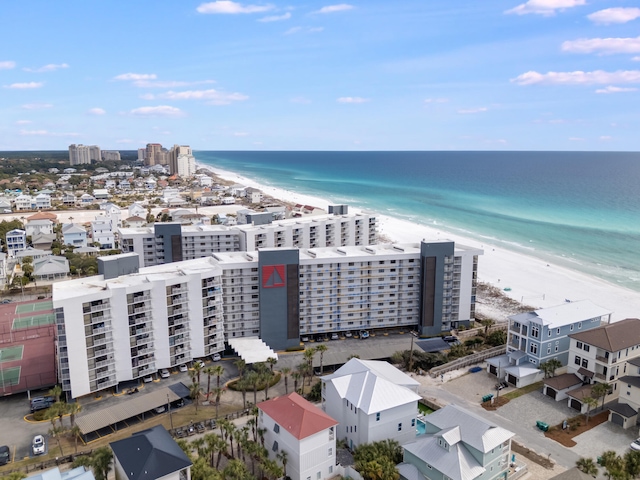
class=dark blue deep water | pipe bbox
[196,151,640,291]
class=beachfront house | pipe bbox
[321,358,421,450]
[25,218,54,237]
[33,256,70,281]
[258,392,338,480]
[6,229,27,257]
[487,300,612,388]
[398,404,515,480]
[62,223,88,248]
[110,425,192,480]
[541,318,640,426]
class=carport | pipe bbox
[229,337,277,364]
[311,339,415,370]
[75,387,181,441]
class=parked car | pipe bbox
[344,331,352,338]
[32,435,45,456]
[330,333,339,340]
[1,299,11,304]
[301,336,310,342]
[30,396,55,413]
[495,381,509,391]
[143,375,153,383]
[631,438,640,451]
[154,406,166,414]
[0,445,10,465]
[443,335,458,343]
[179,364,188,372]
[212,353,221,362]
[195,360,205,368]
[360,330,370,339]
[160,369,170,379]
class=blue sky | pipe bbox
[1,0,639,151]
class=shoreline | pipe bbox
[197,161,640,322]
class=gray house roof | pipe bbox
[34,256,69,276]
[569,318,640,353]
[110,425,191,480]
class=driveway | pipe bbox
[496,391,577,430]
[572,421,638,460]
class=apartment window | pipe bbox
[376,413,380,422]
[547,346,551,354]
[398,423,402,431]
[584,345,590,352]
[531,325,539,338]
[274,424,280,433]
[411,419,415,427]
[547,329,551,337]
[577,341,583,349]
[328,447,333,457]
[582,359,588,368]
[329,466,333,474]
[317,472,321,480]
[570,324,574,331]
[557,328,560,335]
[272,441,279,452]
[575,356,581,365]
[530,343,538,355]
[578,322,582,329]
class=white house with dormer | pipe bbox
[25,219,54,237]
[35,193,51,209]
[321,358,421,450]
[259,393,338,480]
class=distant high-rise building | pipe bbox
[176,154,196,177]
[169,144,192,174]
[89,145,101,162]
[68,144,91,165]
[145,143,163,166]
[137,148,146,162]
[101,150,121,161]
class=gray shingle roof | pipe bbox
[110,425,191,480]
[569,318,640,352]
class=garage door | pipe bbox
[570,399,582,411]
[611,413,625,427]
[489,365,497,375]
[508,374,517,385]
[546,387,557,399]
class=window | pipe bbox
[328,447,333,457]
[577,341,583,349]
[398,423,402,431]
[584,345,590,352]
[570,324,574,331]
[273,424,280,433]
[329,466,333,474]
[411,419,416,427]
[575,355,581,365]
[530,343,538,355]
[531,325,539,338]
[376,412,380,422]
[272,441,279,452]
[557,328,560,335]
[317,472,321,480]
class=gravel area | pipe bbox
[571,421,637,460]
[496,391,577,430]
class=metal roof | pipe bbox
[75,387,180,435]
[228,337,277,364]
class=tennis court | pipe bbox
[0,345,24,364]
[15,300,53,314]
[0,366,21,387]
[12,313,56,330]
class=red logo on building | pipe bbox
[262,265,286,288]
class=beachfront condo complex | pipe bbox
[53,240,481,399]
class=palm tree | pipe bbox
[190,381,203,413]
[277,450,289,478]
[223,458,250,480]
[49,384,63,403]
[236,377,250,410]
[234,358,246,378]
[193,361,203,384]
[583,396,598,424]
[267,356,278,373]
[281,367,291,394]
[624,450,640,478]
[92,446,114,480]
[3,473,26,480]
[49,425,65,455]
[547,358,562,377]
[303,347,316,370]
[204,366,216,400]
[315,344,328,374]
[212,386,225,418]
[592,382,612,411]
[68,401,82,427]
[262,370,274,401]
[69,424,82,454]
[576,457,598,476]
[292,371,301,394]
[247,371,260,406]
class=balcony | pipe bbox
[595,372,606,380]
[596,355,609,363]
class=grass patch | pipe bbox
[502,381,543,400]
[228,373,281,391]
[418,402,434,415]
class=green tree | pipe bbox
[625,450,640,478]
[267,356,278,373]
[485,329,507,347]
[592,382,612,411]
[281,367,291,394]
[315,344,328,374]
[583,396,598,424]
[223,458,251,480]
[190,381,203,413]
[576,457,598,476]
[91,446,114,480]
[3,473,27,480]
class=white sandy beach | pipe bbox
[201,163,640,322]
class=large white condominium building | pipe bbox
[119,211,379,267]
[53,240,481,399]
[68,144,92,165]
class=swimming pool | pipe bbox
[416,419,426,435]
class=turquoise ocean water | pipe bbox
[196,151,640,291]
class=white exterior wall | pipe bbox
[260,410,336,480]
[454,249,478,322]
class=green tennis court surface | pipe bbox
[0,345,24,364]
[0,367,21,386]
[15,300,53,314]
[12,313,55,330]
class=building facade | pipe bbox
[6,229,27,257]
[69,144,92,165]
[258,393,338,480]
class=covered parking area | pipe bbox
[229,337,277,364]
[75,386,182,442]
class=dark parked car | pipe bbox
[30,396,55,413]
[495,381,509,391]
[0,445,10,465]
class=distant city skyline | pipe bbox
[1,0,639,151]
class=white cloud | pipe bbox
[129,106,185,117]
[88,107,106,115]
[513,69,640,85]
[424,98,448,104]
[313,4,354,14]
[197,1,273,14]
[290,96,311,104]
[562,36,640,55]
[634,56,640,61]
[0,61,16,70]
[23,63,69,73]
[133,79,216,88]
[22,103,53,109]
[569,137,585,141]
[458,107,488,114]
[595,85,637,93]
[505,0,585,16]
[599,135,612,141]
[114,73,157,81]
[284,26,323,34]
[140,93,156,100]
[158,89,249,105]
[233,132,249,136]
[4,82,44,89]
[337,97,370,103]
[587,8,640,25]
[19,129,79,137]
[15,120,32,125]
[259,12,291,22]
